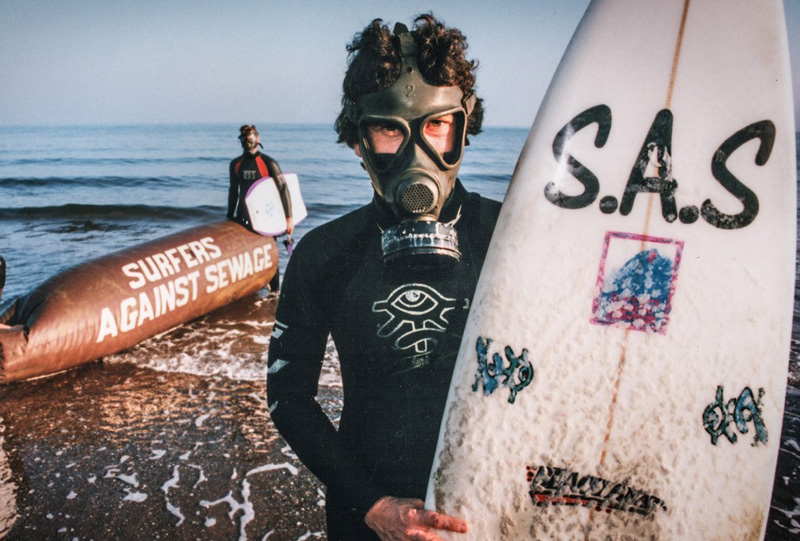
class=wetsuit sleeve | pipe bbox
[263,155,293,220]
[267,240,386,517]
[227,160,238,219]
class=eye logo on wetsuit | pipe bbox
[372,283,457,355]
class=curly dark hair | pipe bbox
[334,13,484,148]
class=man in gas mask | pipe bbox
[268,15,500,540]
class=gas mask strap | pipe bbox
[461,93,477,116]
[443,205,463,227]
[393,23,416,58]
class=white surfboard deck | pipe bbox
[426,1,796,540]
[245,173,307,236]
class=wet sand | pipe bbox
[0,362,340,540]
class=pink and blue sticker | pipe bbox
[591,232,683,334]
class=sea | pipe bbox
[0,123,797,540]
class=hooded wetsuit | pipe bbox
[267,181,499,539]
[229,151,292,290]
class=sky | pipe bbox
[1,0,799,128]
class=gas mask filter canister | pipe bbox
[345,23,476,264]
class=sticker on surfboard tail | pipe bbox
[702,385,768,447]
[591,232,684,334]
[526,465,668,517]
[472,337,534,404]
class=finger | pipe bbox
[416,510,467,533]
[407,528,445,541]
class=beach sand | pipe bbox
[0,362,339,540]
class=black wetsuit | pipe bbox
[267,181,500,539]
[228,151,292,291]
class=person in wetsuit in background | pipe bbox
[228,124,293,292]
[267,15,499,540]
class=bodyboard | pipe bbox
[245,173,307,236]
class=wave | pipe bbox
[306,201,360,216]
[0,156,228,167]
[0,176,216,188]
[0,204,222,222]
[466,172,514,184]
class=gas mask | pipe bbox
[239,131,260,152]
[345,23,476,264]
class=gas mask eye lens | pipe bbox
[422,112,465,167]
[365,121,406,154]
[363,120,410,171]
[422,115,455,152]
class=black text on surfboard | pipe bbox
[526,465,668,517]
[545,105,775,229]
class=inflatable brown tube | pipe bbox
[0,220,277,383]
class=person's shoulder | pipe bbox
[462,184,501,222]
[257,151,278,163]
[284,204,374,285]
[475,193,501,214]
[292,204,373,259]
[481,196,502,226]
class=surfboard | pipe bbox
[245,173,307,236]
[426,1,796,539]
